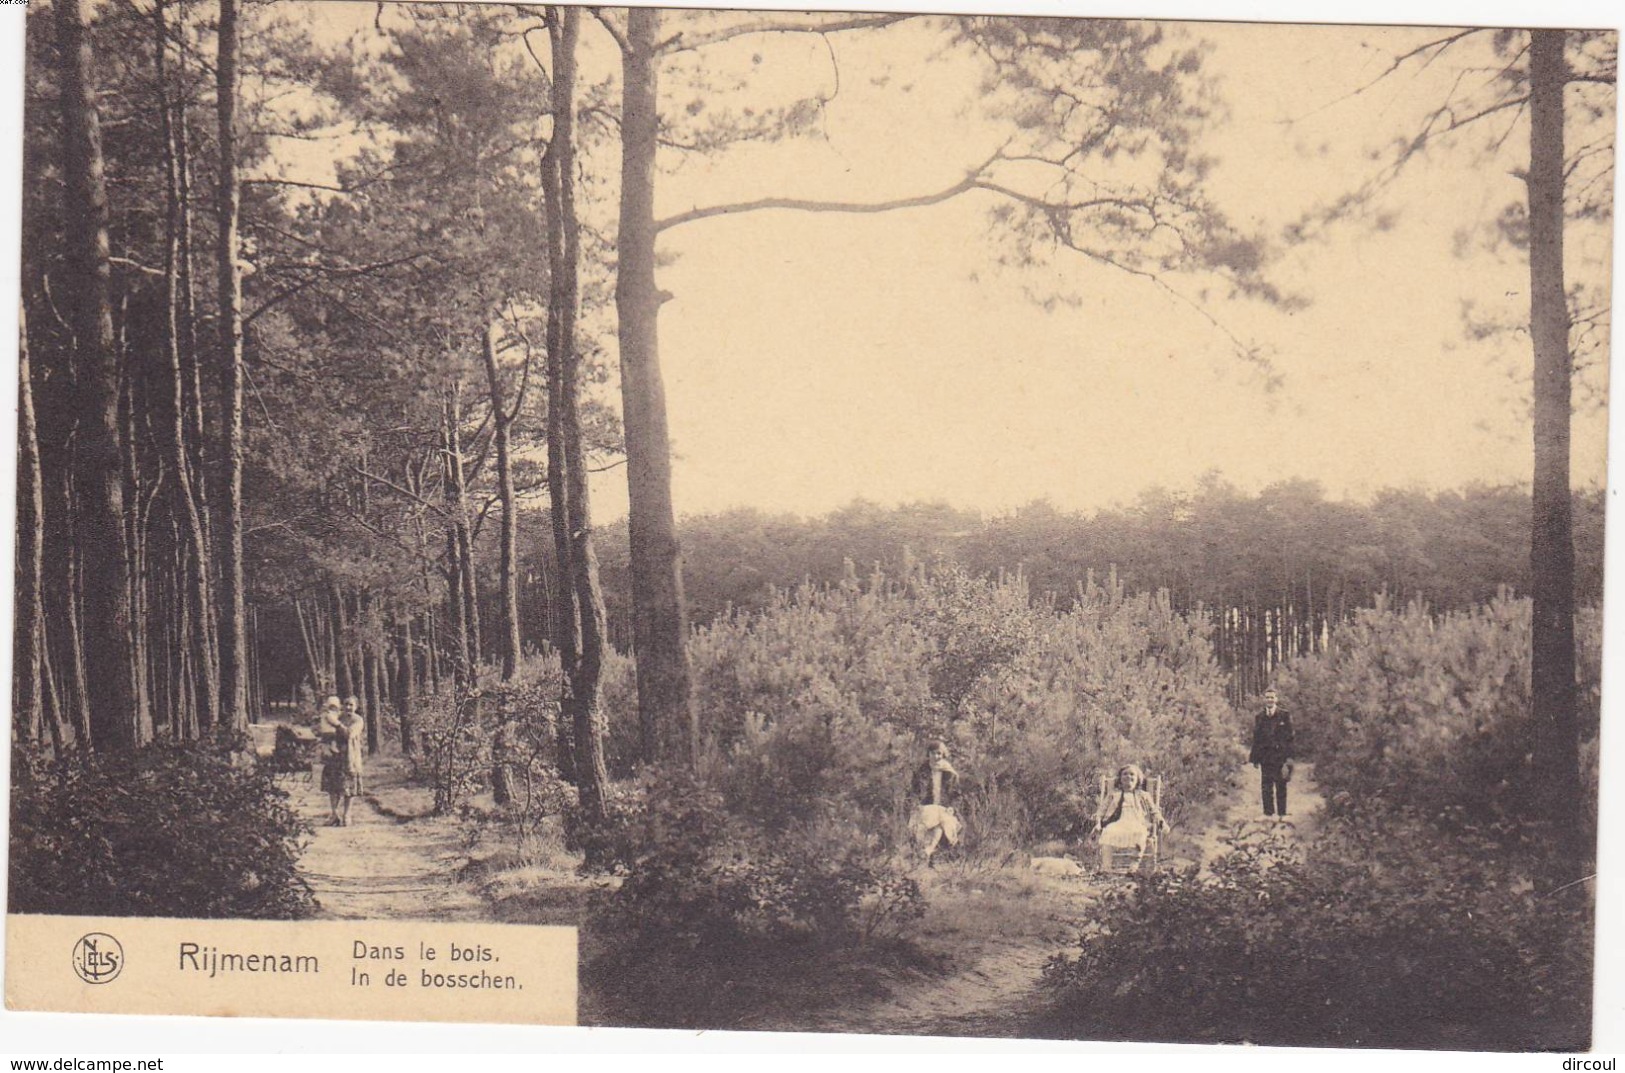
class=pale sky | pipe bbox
[642,18,1615,521]
[242,6,1619,519]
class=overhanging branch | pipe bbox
[657,12,911,54]
[656,150,1001,232]
[588,7,629,53]
[356,466,449,519]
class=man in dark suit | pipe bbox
[1249,688,1295,819]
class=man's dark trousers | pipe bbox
[1260,763,1287,816]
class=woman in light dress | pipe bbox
[334,696,367,826]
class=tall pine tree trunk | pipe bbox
[333,584,354,698]
[545,66,580,782]
[215,0,249,732]
[395,614,416,753]
[47,470,93,747]
[617,8,698,766]
[294,597,322,695]
[55,0,142,751]
[156,0,220,730]
[121,373,154,744]
[548,5,609,818]
[481,321,522,680]
[15,303,45,745]
[362,614,381,755]
[1527,28,1581,879]
[442,389,480,686]
[174,8,213,586]
[40,611,67,755]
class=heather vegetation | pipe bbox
[1036,817,1592,1049]
[1281,595,1603,839]
[584,483,1606,701]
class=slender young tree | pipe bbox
[395,613,416,753]
[481,320,523,681]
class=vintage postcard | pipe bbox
[2,0,1618,1050]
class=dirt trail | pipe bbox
[806,941,1063,1038]
[1192,762,1326,869]
[275,742,1326,1035]
[284,755,487,922]
[810,764,1327,1038]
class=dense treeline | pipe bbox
[220,472,1618,720]
[237,477,1611,708]
[530,481,1606,702]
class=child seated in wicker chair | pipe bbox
[1092,764,1169,872]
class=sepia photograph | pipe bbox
[1,0,1618,1051]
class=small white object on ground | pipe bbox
[1029,856,1086,877]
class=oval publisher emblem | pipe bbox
[71,933,124,984]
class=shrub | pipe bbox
[965,575,1241,837]
[582,772,925,1027]
[1277,594,1602,842]
[1034,816,1591,1049]
[412,687,488,813]
[671,565,1239,850]
[588,773,922,942]
[9,739,314,919]
[499,717,576,860]
[413,656,567,814]
[597,645,641,778]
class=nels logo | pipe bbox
[71,933,124,985]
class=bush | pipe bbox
[413,656,567,814]
[672,564,1239,851]
[597,645,641,778]
[965,574,1241,838]
[1034,817,1591,1049]
[9,739,314,919]
[582,772,925,1027]
[588,773,923,943]
[1277,594,1602,841]
[412,687,488,813]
